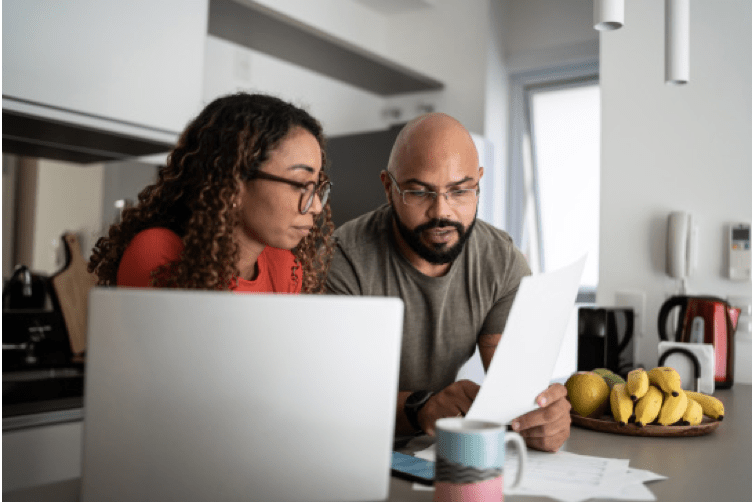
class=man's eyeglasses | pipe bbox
[249,171,332,215]
[387,171,479,207]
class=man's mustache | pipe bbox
[413,219,463,234]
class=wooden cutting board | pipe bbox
[51,233,99,356]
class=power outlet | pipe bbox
[615,290,646,337]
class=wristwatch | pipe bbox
[404,390,434,433]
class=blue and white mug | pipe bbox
[434,418,527,502]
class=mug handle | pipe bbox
[504,431,527,489]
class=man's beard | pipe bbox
[390,204,477,265]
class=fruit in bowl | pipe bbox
[565,371,610,418]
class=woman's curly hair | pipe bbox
[88,92,334,293]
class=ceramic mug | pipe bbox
[434,418,527,502]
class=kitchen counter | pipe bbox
[389,384,751,501]
[4,385,750,502]
[3,367,84,431]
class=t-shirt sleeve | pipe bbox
[480,244,532,336]
[324,241,363,296]
[116,228,184,287]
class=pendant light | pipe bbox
[594,0,624,31]
[665,0,690,85]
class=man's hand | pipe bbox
[509,383,571,452]
[417,380,479,436]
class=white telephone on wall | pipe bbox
[667,211,697,279]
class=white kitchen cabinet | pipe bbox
[3,0,208,136]
[2,421,83,493]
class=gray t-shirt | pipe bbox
[325,204,531,392]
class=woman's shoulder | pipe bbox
[117,228,184,287]
[128,227,183,250]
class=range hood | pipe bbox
[2,97,177,165]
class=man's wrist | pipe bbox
[403,390,434,432]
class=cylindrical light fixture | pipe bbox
[665,0,690,85]
[594,0,624,31]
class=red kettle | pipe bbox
[658,295,741,388]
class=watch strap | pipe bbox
[404,390,434,432]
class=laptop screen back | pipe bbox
[81,288,404,502]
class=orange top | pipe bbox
[116,228,301,293]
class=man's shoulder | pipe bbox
[327,205,392,295]
[465,219,531,278]
[332,204,390,250]
[470,219,517,253]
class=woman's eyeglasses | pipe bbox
[249,171,332,215]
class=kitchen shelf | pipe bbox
[208,0,444,96]
[2,97,177,164]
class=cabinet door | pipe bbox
[2,421,83,493]
[2,0,208,134]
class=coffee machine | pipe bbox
[2,265,73,370]
[577,307,635,377]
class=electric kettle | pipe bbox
[658,295,741,388]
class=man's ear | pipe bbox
[478,166,485,180]
[380,170,392,204]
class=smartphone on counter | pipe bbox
[391,451,434,486]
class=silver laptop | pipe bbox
[81,288,404,502]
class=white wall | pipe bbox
[484,0,511,229]
[100,161,159,229]
[31,160,105,275]
[599,0,752,369]
[202,36,389,136]
[216,0,493,136]
[383,0,491,134]
[504,0,597,72]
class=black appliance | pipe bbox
[3,265,72,370]
[3,265,84,415]
[577,307,635,377]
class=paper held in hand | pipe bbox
[465,256,587,425]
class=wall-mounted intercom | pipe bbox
[729,222,752,281]
[667,211,697,280]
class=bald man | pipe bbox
[325,113,571,452]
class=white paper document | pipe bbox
[465,256,587,424]
[413,446,666,501]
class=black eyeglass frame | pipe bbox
[386,171,480,206]
[248,170,332,215]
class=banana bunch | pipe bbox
[621,367,725,427]
[566,366,726,427]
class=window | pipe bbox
[508,62,600,301]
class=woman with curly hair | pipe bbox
[88,92,334,293]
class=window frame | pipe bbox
[507,60,599,303]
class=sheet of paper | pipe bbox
[465,256,587,424]
[412,446,663,502]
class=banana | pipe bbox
[610,383,633,426]
[685,390,725,420]
[656,389,688,425]
[681,397,703,426]
[593,368,626,390]
[647,367,682,397]
[627,368,650,402]
[633,385,663,426]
